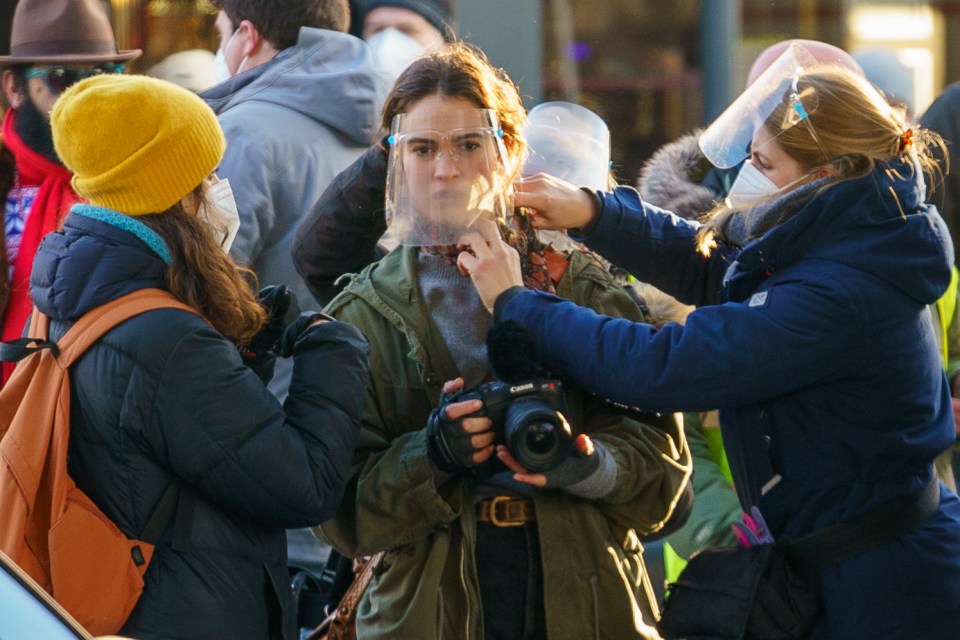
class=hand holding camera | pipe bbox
[434,375,574,474]
[426,321,579,476]
[426,378,496,474]
[497,433,614,498]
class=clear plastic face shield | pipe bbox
[522,101,611,190]
[384,108,510,246]
[698,43,825,170]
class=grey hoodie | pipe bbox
[203,27,390,309]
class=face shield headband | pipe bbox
[384,108,511,247]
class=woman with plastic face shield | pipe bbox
[16,75,370,639]
[459,43,960,638]
[291,100,612,304]
[312,43,691,640]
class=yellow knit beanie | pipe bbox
[51,74,225,215]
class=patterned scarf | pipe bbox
[422,209,555,293]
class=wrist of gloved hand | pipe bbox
[425,406,482,475]
[277,311,338,358]
[543,436,617,499]
[238,347,276,385]
[237,285,300,383]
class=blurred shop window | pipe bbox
[108,0,218,73]
[540,0,701,184]
[741,0,848,95]
[846,2,941,117]
[740,0,951,121]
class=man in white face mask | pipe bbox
[201,0,388,313]
[360,0,456,82]
[201,0,388,399]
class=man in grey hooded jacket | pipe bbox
[203,0,390,312]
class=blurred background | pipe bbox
[2,0,954,224]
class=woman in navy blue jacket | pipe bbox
[459,50,960,637]
[31,74,370,640]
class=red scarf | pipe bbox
[1,110,78,386]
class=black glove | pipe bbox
[238,286,300,383]
[425,392,486,475]
[277,311,334,358]
[242,285,300,357]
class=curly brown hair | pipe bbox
[138,194,266,345]
[379,42,527,177]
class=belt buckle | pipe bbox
[489,496,524,527]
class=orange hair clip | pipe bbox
[897,128,913,154]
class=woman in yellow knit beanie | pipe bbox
[21,74,371,639]
[49,73,258,339]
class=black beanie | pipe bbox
[363,0,457,41]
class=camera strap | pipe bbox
[787,479,940,572]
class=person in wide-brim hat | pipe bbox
[0,0,140,65]
[0,0,140,389]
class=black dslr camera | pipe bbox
[443,377,573,472]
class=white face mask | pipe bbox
[725,162,779,209]
[213,29,248,83]
[212,48,231,83]
[366,28,426,84]
[198,179,241,252]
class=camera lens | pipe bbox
[504,399,573,472]
[524,422,558,454]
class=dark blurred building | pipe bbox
[465,0,960,182]
[3,0,958,190]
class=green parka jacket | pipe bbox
[317,246,692,640]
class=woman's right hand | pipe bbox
[425,378,496,473]
[513,173,599,231]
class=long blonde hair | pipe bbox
[697,66,946,253]
[139,193,266,344]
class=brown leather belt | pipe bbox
[476,496,536,527]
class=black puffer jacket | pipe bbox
[29,209,370,640]
[292,142,389,306]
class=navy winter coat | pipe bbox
[496,160,960,638]
[29,207,369,640]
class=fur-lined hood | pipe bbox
[625,281,694,328]
[636,129,719,219]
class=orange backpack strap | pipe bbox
[52,289,197,368]
[2,289,197,366]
